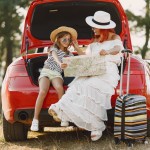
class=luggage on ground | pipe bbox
[114,49,147,147]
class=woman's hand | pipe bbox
[59,63,68,69]
[99,50,108,55]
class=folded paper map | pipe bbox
[63,55,106,77]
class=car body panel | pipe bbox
[1,0,150,127]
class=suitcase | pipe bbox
[114,49,147,146]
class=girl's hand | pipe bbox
[72,40,79,49]
[99,50,108,55]
[59,63,68,69]
[72,40,85,55]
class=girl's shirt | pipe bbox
[44,46,74,73]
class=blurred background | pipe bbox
[0,0,149,91]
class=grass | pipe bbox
[0,124,150,150]
[0,111,150,150]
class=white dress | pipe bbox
[50,39,124,131]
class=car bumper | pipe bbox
[14,108,61,126]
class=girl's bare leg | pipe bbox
[33,77,50,120]
[52,77,64,99]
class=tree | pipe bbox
[0,0,29,78]
[126,0,150,59]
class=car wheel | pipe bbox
[2,114,28,141]
[147,119,150,137]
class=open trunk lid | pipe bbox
[21,0,132,54]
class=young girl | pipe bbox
[30,26,77,131]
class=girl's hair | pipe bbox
[53,31,72,54]
[92,29,115,42]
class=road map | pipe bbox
[63,55,106,77]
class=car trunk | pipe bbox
[25,1,123,85]
[27,55,75,86]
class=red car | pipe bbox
[1,0,150,141]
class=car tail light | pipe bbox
[8,65,28,77]
[124,62,145,75]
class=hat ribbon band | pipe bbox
[92,19,110,25]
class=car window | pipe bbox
[30,1,122,41]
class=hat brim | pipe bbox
[85,16,116,29]
[50,26,77,43]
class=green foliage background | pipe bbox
[0,0,30,79]
[126,0,150,58]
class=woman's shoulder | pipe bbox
[111,34,121,40]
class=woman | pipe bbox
[49,11,124,141]
[30,26,77,131]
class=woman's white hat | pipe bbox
[85,11,116,29]
[50,26,77,42]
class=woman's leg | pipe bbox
[31,77,50,131]
[91,130,103,141]
[52,77,64,99]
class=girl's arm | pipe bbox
[52,51,67,69]
[72,40,85,55]
[51,50,61,65]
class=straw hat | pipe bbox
[50,26,78,42]
[85,11,116,29]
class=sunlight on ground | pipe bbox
[0,116,150,150]
[0,124,150,150]
[44,126,84,132]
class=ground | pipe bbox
[0,118,150,150]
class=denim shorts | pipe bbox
[38,68,63,81]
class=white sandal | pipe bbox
[61,121,69,127]
[48,108,61,122]
[91,130,102,141]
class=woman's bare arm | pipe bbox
[107,45,121,55]
[100,34,122,55]
[107,34,122,55]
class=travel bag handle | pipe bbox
[119,49,132,96]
